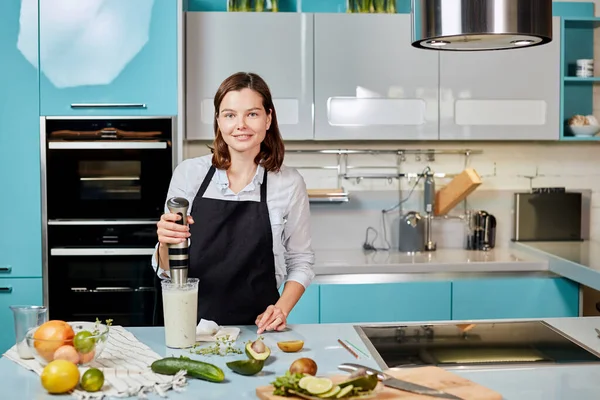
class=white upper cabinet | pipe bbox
[185,12,314,141]
[438,16,561,141]
[313,13,439,141]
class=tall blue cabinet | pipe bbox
[0,0,43,353]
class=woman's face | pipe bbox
[217,88,271,156]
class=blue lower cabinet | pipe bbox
[319,282,452,324]
[286,284,319,324]
[451,277,580,320]
[0,278,44,354]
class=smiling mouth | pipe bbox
[233,134,253,139]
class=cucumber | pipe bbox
[151,356,225,383]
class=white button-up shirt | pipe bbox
[152,155,315,289]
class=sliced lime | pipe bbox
[336,384,354,398]
[306,378,334,395]
[299,376,315,390]
[319,385,341,398]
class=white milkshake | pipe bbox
[161,278,199,348]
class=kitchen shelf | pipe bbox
[564,77,600,82]
[186,0,411,13]
[559,4,600,141]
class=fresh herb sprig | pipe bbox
[272,371,305,396]
[190,335,243,357]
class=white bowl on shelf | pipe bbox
[569,125,600,137]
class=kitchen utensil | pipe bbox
[398,211,425,253]
[256,365,503,400]
[339,363,462,399]
[424,173,436,251]
[10,305,47,359]
[337,338,359,359]
[166,197,190,285]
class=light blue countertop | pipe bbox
[512,241,600,291]
[4,317,600,399]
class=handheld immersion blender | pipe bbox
[423,173,437,251]
[166,197,190,285]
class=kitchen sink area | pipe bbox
[354,320,600,370]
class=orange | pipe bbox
[33,320,75,362]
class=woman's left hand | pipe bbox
[256,305,288,334]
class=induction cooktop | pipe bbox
[354,320,600,369]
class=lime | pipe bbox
[41,360,80,394]
[299,375,316,390]
[306,377,333,395]
[336,384,354,398]
[80,368,104,392]
[73,331,95,354]
[319,385,341,398]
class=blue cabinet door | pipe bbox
[39,0,178,116]
[0,0,42,279]
[319,282,451,324]
[452,278,580,320]
[286,284,319,325]
[0,278,44,353]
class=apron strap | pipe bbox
[198,166,216,198]
[260,167,268,204]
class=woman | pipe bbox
[153,72,315,334]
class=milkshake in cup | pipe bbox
[161,278,199,348]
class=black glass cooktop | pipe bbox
[355,321,600,369]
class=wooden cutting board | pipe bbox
[256,366,502,400]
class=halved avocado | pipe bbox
[245,339,271,361]
[226,359,264,376]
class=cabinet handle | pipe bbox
[70,103,147,109]
[0,266,12,273]
[0,287,13,293]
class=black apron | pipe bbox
[188,165,280,325]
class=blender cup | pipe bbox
[161,278,199,348]
[10,305,48,359]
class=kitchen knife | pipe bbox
[338,363,463,400]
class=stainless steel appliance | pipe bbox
[513,191,582,241]
[354,321,600,370]
[412,0,553,51]
[166,197,190,285]
[465,210,497,251]
[41,116,176,326]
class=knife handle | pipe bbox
[338,363,386,380]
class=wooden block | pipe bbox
[434,168,482,216]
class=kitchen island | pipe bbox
[3,317,600,399]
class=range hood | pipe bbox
[411,0,553,51]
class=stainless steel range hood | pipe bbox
[411,0,553,51]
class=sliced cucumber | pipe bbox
[336,384,354,398]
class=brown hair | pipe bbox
[210,72,285,172]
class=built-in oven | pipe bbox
[41,116,175,326]
[42,117,174,220]
[46,222,164,326]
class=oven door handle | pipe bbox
[48,141,167,150]
[51,248,156,256]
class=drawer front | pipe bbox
[0,278,44,353]
[320,282,451,324]
[452,278,579,320]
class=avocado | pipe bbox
[245,339,271,361]
[226,359,265,376]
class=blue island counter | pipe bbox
[3,317,600,399]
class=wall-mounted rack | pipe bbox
[286,148,483,204]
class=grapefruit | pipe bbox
[33,320,75,362]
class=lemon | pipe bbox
[306,377,334,395]
[41,360,80,394]
[73,331,96,354]
[81,368,105,392]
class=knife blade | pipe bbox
[338,363,463,400]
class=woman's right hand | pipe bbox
[156,213,194,245]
